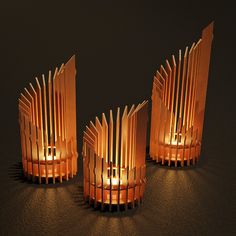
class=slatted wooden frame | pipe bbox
[150,22,214,167]
[83,101,148,211]
[19,55,78,183]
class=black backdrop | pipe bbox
[0,1,235,235]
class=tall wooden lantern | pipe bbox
[18,56,78,183]
[150,22,214,166]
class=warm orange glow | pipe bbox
[83,101,148,211]
[18,56,78,183]
[150,22,214,166]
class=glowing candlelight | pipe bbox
[106,178,122,186]
[170,140,182,146]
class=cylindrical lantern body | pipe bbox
[18,56,78,183]
[150,22,214,167]
[83,101,148,211]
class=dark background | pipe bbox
[0,1,235,235]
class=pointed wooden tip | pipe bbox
[172,55,176,66]
[69,54,76,61]
[184,47,189,57]
[42,74,46,85]
[53,67,58,80]
[205,21,214,30]
[35,77,41,88]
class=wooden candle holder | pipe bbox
[150,22,214,167]
[83,101,148,211]
[18,56,78,183]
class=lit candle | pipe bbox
[106,178,122,186]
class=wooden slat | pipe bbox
[188,42,199,128]
[95,117,103,157]
[115,107,120,166]
[162,65,168,106]
[59,66,65,142]
[24,88,35,125]
[187,43,196,128]
[48,71,55,183]
[89,121,99,154]
[102,113,108,163]
[179,47,188,121]
[165,60,172,110]
[183,43,195,127]
[121,106,128,167]
[64,55,77,175]
[29,83,39,127]
[29,83,41,183]
[174,50,182,134]
[109,110,113,164]
[35,77,44,160]
[42,74,48,183]
[191,40,202,127]
[170,55,176,134]
[194,22,214,140]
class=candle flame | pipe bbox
[107,178,122,186]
